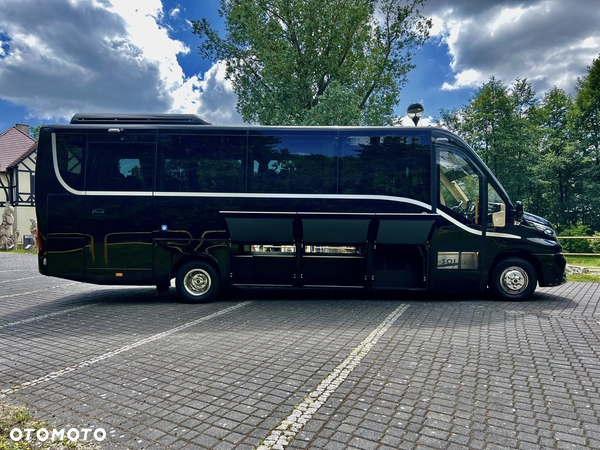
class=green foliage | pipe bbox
[559,223,593,253]
[567,273,600,283]
[590,233,600,254]
[573,55,600,158]
[566,255,600,267]
[29,125,43,141]
[571,55,600,230]
[192,0,431,125]
[532,87,582,227]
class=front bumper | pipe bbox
[535,252,567,287]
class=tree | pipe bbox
[574,55,600,165]
[506,78,539,202]
[572,55,600,229]
[533,87,582,228]
[439,77,538,203]
[437,107,461,133]
[456,77,513,174]
[30,125,43,141]
[192,0,431,125]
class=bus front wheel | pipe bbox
[176,260,220,303]
[490,257,537,301]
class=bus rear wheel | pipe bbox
[490,257,537,301]
[176,260,220,303]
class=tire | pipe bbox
[176,260,220,303]
[490,257,537,301]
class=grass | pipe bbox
[0,248,37,255]
[565,255,600,267]
[565,255,600,283]
[568,273,600,282]
[0,403,99,450]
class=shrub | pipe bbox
[590,232,600,254]
[559,223,593,253]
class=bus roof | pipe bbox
[70,113,211,125]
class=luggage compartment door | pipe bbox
[372,218,434,289]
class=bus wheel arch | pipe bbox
[489,256,538,301]
[174,258,221,303]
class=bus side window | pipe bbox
[488,183,506,228]
[158,133,246,193]
[339,134,431,204]
[248,132,336,194]
[55,134,85,191]
[87,138,155,192]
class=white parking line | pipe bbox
[0,283,79,300]
[0,275,44,283]
[1,301,252,398]
[256,303,409,450]
[0,304,99,329]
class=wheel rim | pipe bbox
[183,268,211,296]
[500,266,529,294]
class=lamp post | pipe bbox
[407,102,424,126]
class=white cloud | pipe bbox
[395,115,435,127]
[171,60,242,125]
[441,69,485,91]
[428,15,446,38]
[424,0,600,95]
[488,5,527,37]
[0,0,242,124]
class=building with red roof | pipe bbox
[0,124,37,248]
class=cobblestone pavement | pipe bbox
[1,252,600,449]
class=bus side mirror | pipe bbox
[514,201,524,225]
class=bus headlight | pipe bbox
[531,222,556,238]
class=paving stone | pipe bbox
[2,253,600,449]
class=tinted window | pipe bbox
[86,131,156,192]
[339,133,431,203]
[248,131,337,194]
[158,132,246,192]
[488,183,506,228]
[55,133,85,191]
[438,148,482,225]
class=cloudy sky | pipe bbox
[0,0,598,131]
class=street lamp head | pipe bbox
[407,102,424,126]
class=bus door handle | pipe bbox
[92,208,105,215]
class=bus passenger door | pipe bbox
[435,146,486,292]
[84,130,157,284]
